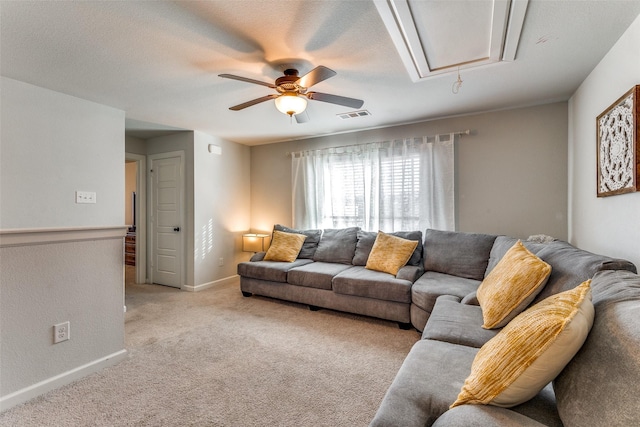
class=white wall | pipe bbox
[250,102,568,241]
[568,15,640,269]
[193,132,251,288]
[0,77,127,409]
[0,78,124,229]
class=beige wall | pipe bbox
[0,77,126,409]
[568,14,640,269]
[250,102,568,240]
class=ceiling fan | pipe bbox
[219,65,364,123]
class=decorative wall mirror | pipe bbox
[596,85,639,197]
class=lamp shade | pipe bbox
[242,233,269,252]
[274,93,307,116]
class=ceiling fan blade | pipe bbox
[295,111,310,124]
[307,92,364,109]
[219,74,276,89]
[296,66,336,88]
[229,94,278,111]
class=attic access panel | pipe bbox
[374,0,528,81]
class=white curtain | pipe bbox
[291,134,455,232]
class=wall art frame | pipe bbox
[596,85,639,197]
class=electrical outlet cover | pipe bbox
[54,321,70,343]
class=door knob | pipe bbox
[173,227,180,232]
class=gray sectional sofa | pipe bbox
[237,226,640,426]
[238,225,424,329]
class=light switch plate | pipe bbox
[75,191,96,204]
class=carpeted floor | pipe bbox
[0,269,419,426]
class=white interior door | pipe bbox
[150,153,184,288]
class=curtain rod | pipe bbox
[286,129,472,156]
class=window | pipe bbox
[291,135,455,232]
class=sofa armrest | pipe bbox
[250,252,266,262]
[433,405,548,427]
[396,265,424,282]
[600,258,637,274]
[461,291,479,305]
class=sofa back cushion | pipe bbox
[484,236,548,274]
[423,229,497,280]
[532,240,637,303]
[352,230,423,266]
[485,237,636,303]
[313,227,360,264]
[554,270,640,427]
[274,224,322,259]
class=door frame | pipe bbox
[125,152,147,285]
[148,150,186,288]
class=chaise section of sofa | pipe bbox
[371,232,638,427]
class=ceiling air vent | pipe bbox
[337,110,371,120]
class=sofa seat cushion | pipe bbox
[554,270,640,427]
[412,271,481,314]
[433,405,550,427]
[423,229,497,280]
[332,266,412,303]
[236,259,314,283]
[422,295,499,348]
[370,339,478,427]
[286,262,352,290]
[371,338,564,427]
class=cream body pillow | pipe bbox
[263,230,306,262]
[365,231,418,275]
[477,240,551,329]
[451,280,594,408]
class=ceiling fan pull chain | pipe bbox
[452,67,463,94]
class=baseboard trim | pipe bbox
[0,349,128,412]
[183,274,239,292]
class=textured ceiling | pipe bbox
[1,1,639,145]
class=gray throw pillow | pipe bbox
[313,227,360,264]
[423,229,497,280]
[273,224,322,259]
[352,230,423,266]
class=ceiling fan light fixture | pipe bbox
[275,92,307,116]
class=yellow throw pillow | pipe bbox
[451,280,594,408]
[263,230,306,262]
[477,240,551,329]
[365,231,418,275]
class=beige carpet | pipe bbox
[0,272,419,426]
